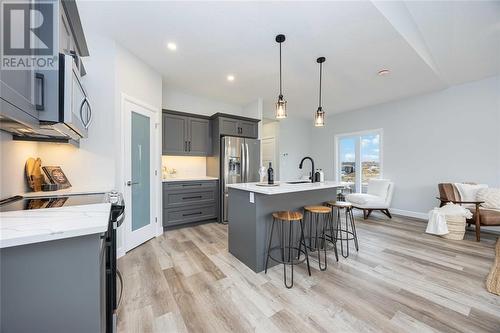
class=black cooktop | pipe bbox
[0,193,107,212]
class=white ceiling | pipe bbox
[78,1,500,118]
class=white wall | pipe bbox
[311,76,500,216]
[114,42,163,190]
[38,33,117,191]
[278,116,314,180]
[0,132,39,197]
[162,83,244,117]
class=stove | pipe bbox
[0,191,125,333]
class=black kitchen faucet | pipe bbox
[299,157,315,183]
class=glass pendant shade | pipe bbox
[275,95,287,119]
[314,107,325,127]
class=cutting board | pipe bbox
[25,157,44,191]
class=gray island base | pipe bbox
[227,182,341,273]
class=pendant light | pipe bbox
[314,57,326,127]
[275,34,287,119]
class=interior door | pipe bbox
[124,99,156,251]
[261,137,276,179]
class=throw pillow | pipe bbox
[477,188,500,210]
[454,183,488,202]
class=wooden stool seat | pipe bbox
[272,211,303,221]
[332,201,352,209]
[304,205,332,214]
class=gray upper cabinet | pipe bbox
[219,117,239,136]
[216,115,259,139]
[162,113,188,155]
[240,120,258,138]
[0,69,39,120]
[162,111,211,156]
[188,118,210,155]
[0,0,89,139]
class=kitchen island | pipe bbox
[226,181,342,272]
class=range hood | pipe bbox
[0,99,80,146]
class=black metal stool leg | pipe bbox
[345,208,350,258]
[299,219,311,276]
[349,207,359,251]
[318,213,327,271]
[329,210,339,262]
[265,217,276,274]
[283,222,294,288]
[308,211,313,249]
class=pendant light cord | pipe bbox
[279,42,282,96]
[319,62,322,108]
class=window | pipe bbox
[335,129,382,193]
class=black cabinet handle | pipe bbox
[182,183,202,187]
[35,73,45,111]
[188,141,191,151]
[182,211,203,217]
[182,195,203,200]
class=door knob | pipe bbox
[126,181,139,186]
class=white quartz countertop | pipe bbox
[0,203,111,249]
[163,176,218,182]
[227,181,344,195]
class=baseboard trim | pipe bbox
[390,208,427,220]
[117,247,126,259]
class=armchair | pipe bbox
[437,183,500,241]
[346,179,394,219]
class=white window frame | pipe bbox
[334,128,384,193]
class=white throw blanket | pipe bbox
[426,203,473,235]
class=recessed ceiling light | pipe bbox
[378,69,391,76]
[227,75,235,82]
[167,42,177,51]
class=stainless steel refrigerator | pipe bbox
[221,136,261,222]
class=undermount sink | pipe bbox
[286,181,311,184]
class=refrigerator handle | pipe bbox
[245,143,250,183]
[241,142,246,182]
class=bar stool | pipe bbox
[303,205,338,271]
[265,211,311,288]
[325,201,359,258]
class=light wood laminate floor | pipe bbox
[117,213,500,333]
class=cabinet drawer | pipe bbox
[164,189,215,209]
[163,205,217,227]
[163,180,217,191]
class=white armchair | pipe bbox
[346,179,394,219]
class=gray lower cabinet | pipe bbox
[163,180,218,227]
[1,233,105,333]
[162,110,211,156]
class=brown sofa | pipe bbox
[437,183,500,241]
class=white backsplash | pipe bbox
[162,156,207,179]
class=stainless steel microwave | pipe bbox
[0,53,91,145]
[38,53,92,141]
